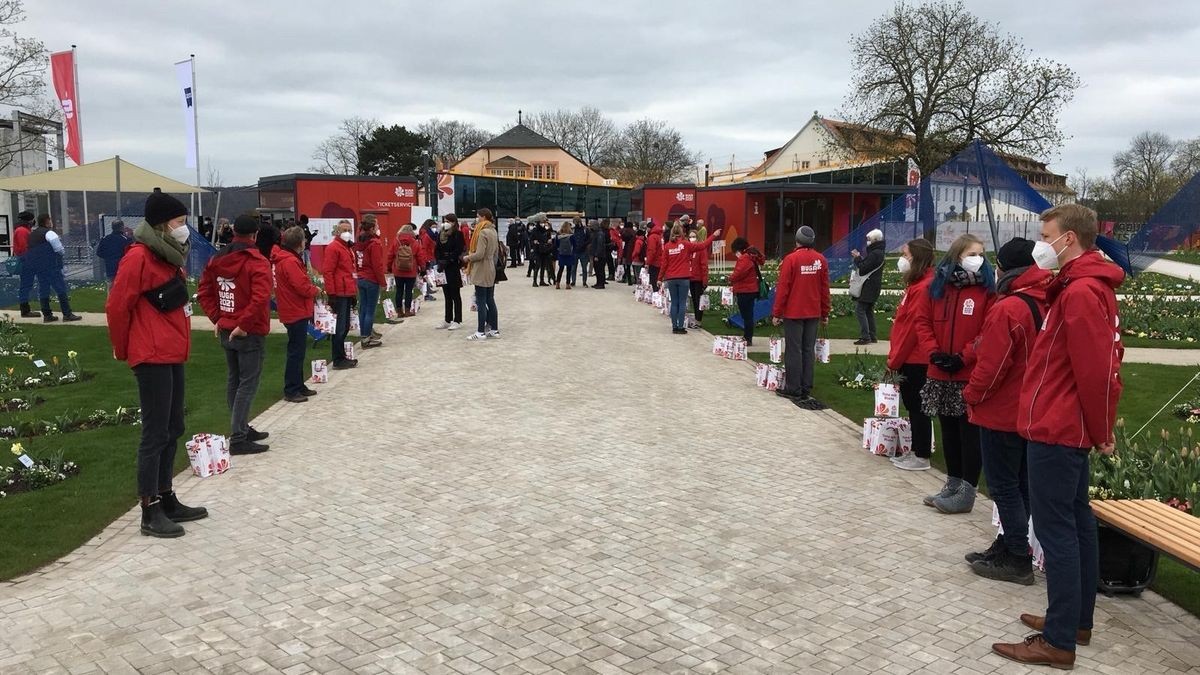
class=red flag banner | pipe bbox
[50,50,83,165]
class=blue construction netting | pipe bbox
[1126,172,1200,273]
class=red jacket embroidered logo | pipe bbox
[217,277,236,313]
[799,259,823,274]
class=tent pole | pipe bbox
[114,155,121,217]
[83,191,90,252]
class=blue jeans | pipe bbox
[556,254,576,286]
[981,428,1030,556]
[36,266,72,316]
[283,319,309,396]
[579,257,590,285]
[474,285,498,334]
[1028,441,1097,652]
[665,278,689,330]
[395,277,416,313]
[357,279,379,337]
[18,261,34,304]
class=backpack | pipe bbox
[394,242,415,274]
[1015,293,1042,333]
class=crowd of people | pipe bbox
[10,210,83,322]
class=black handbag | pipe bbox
[494,242,508,282]
[143,275,190,312]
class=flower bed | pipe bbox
[2,443,79,499]
[1122,273,1200,296]
[834,350,897,389]
[0,396,43,413]
[1092,424,1200,515]
[0,352,85,393]
[1119,295,1200,342]
[0,406,139,439]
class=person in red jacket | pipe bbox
[321,220,357,369]
[659,222,721,333]
[198,214,273,455]
[729,238,765,345]
[687,231,711,328]
[387,223,425,316]
[771,226,831,402]
[106,190,206,538]
[915,233,994,513]
[353,216,386,348]
[13,211,36,317]
[887,239,938,472]
[607,221,623,281]
[644,221,664,288]
[631,229,647,285]
[273,226,320,403]
[993,205,1124,670]
[424,219,443,301]
[958,238,1052,585]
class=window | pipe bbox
[532,162,558,180]
[818,158,830,167]
[801,160,810,169]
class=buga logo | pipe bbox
[217,277,236,313]
[355,251,365,268]
[675,191,694,202]
[799,259,823,274]
[60,98,74,120]
[394,186,415,198]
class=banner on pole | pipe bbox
[175,59,197,169]
[50,51,82,165]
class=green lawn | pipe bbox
[747,351,1200,617]
[0,325,306,580]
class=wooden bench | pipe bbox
[1091,499,1200,575]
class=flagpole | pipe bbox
[191,55,202,220]
[71,44,91,250]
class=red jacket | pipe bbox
[963,267,1053,432]
[609,228,623,258]
[13,224,29,256]
[689,243,710,285]
[106,243,191,367]
[645,224,664,267]
[197,237,273,335]
[321,237,357,297]
[1019,251,1125,449]
[772,246,831,320]
[387,233,426,278]
[916,275,993,382]
[730,247,766,294]
[887,270,936,370]
[272,246,319,325]
[660,234,717,280]
[354,235,387,286]
[632,236,646,264]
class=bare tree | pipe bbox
[309,116,378,174]
[0,0,51,173]
[1171,137,1200,183]
[417,118,491,168]
[839,0,1080,174]
[611,119,699,185]
[527,108,580,155]
[1112,131,1181,221]
[1067,166,1094,202]
[205,161,223,189]
[527,107,620,169]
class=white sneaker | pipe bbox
[436,321,450,329]
[447,322,461,331]
[467,332,487,341]
[486,330,501,339]
[894,454,931,471]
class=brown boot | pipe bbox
[992,634,1075,670]
[1020,614,1091,646]
[555,282,561,289]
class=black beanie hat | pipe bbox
[233,215,260,235]
[16,211,34,223]
[997,237,1036,271]
[144,188,188,226]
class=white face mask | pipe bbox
[897,257,911,274]
[1033,233,1068,270]
[339,231,352,243]
[169,225,190,244]
[689,237,697,242]
[960,254,985,274]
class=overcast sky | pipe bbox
[19,0,1200,186]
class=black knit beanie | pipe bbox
[234,215,260,235]
[144,188,188,226]
[997,237,1035,271]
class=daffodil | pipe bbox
[67,350,77,359]
[10,442,23,456]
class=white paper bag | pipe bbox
[769,337,784,364]
[651,292,663,309]
[815,338,831,364]
[699,294,710,311]
[713,337,728,357]
[873,383,900,417]
[310,359,328,384]
[383,298,398,320]
[410,296,422,314]
[862,418,912,457]
[349,311,360,334]
[386,276,396,292]
[721,287,734,306]
[725,337,748,361]
[766,366,783,391]
[344,341,357,361]
[186,434,230,478]
[470,297,477,312]
[312,301,336,334]
[435,271,448,286]
[755,362,769,388]
[639,268,650,286]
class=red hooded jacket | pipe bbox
[729,248,765,294]
[887,269,936,370]
[963,267,1053,432]
[106,243,191,367]
[689,242,710,285]
[321,237,357,297]
[660,234,717,280]
[916,273,993,382]
[1019,251,1125,449]
[645,224,664,267]
[772,246,831,320]
[272,246,319,325]
[197,237,273,335]
[632,236,646,264]
[354,235,387,286]
[609,227,623,258]
[387,232,426,279]
[13,224,29,256]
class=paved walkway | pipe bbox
[1148,258,1200,282]
[1,282,1199,674]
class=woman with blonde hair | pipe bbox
[659,221,721,333]
[462,208,500,340]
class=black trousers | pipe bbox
[538,252,555,284]
[592,257,607,287]
[606,253,617,279]
[898,364,933,458]
[941,414,983,486]
[283,320,308,396]
[134,363,186,497]
[648,265,660,288]
[736,292,757,344]
[689,281,706,322]
[331,296,352,362]
[509,244,522,266]
[443,285,463,324]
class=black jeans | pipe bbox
[443,285,463,324]
[898,364,932,458]
[395,277,416,313]
[283,319,308,396]
[689,281,707,323]
[981,427,1030,555]
[736,292,757,344]
[331,296,352,362]
[855,300,877,341]
[592,257,607,287]
[940,414,982,486]
[648,265,660,288]
[509,244,521,266]
[133,363,185,497]
[538,252,555,284]
[220,331,265,444]
[782,317,818,394]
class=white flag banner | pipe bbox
[175,59,197,169]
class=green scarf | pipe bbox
[133,220,188,267]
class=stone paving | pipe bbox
[1,280,1199,674]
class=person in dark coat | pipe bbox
[435,217,467,329]
[849,228,886,345]
[255,218,280,259]
[96,219,133,290]
[620,223,636,284]
[587,221,609,289]
[25,213,82,322]
[506,219,525,267]
[572,220,590,286]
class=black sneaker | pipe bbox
[159,490,208,522]
[43,315,59,323]
[853,338,872,346]
[966,536,1005,564]
[361,338,382,349]
[301,387,318,396]
[63,314,83,322]
[229,440,269,455]
[247,427,269,442]
[775,388,804,400]
[970,550,1035,586]
[332,359,357,370]
[285,393,309,403]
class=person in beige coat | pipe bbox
[462,208,500,340]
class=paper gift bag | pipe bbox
[873,383,900,417]
[312,301,336,334]
[755,362,769,388]
[639,268,650,286]
[186,434,231,478]
[769,337,784,363]
[651,292,663,309]
[815,338,831,364]
[699,294,710,311]
[310,359,329,384]
[383,298,398,320]
[993,505,1046,571]
[210,436,231,474]
[766,366,783,390]
[386,276,396,292]
[349,312,360,334]
[720,287,734,306]
[410,296,422,315]
[470,297,477,312]
[863,417,912,456]
[344,341,357,361]
[725,337,748,361]
[435,271,448,285]
[713,337,728,356]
